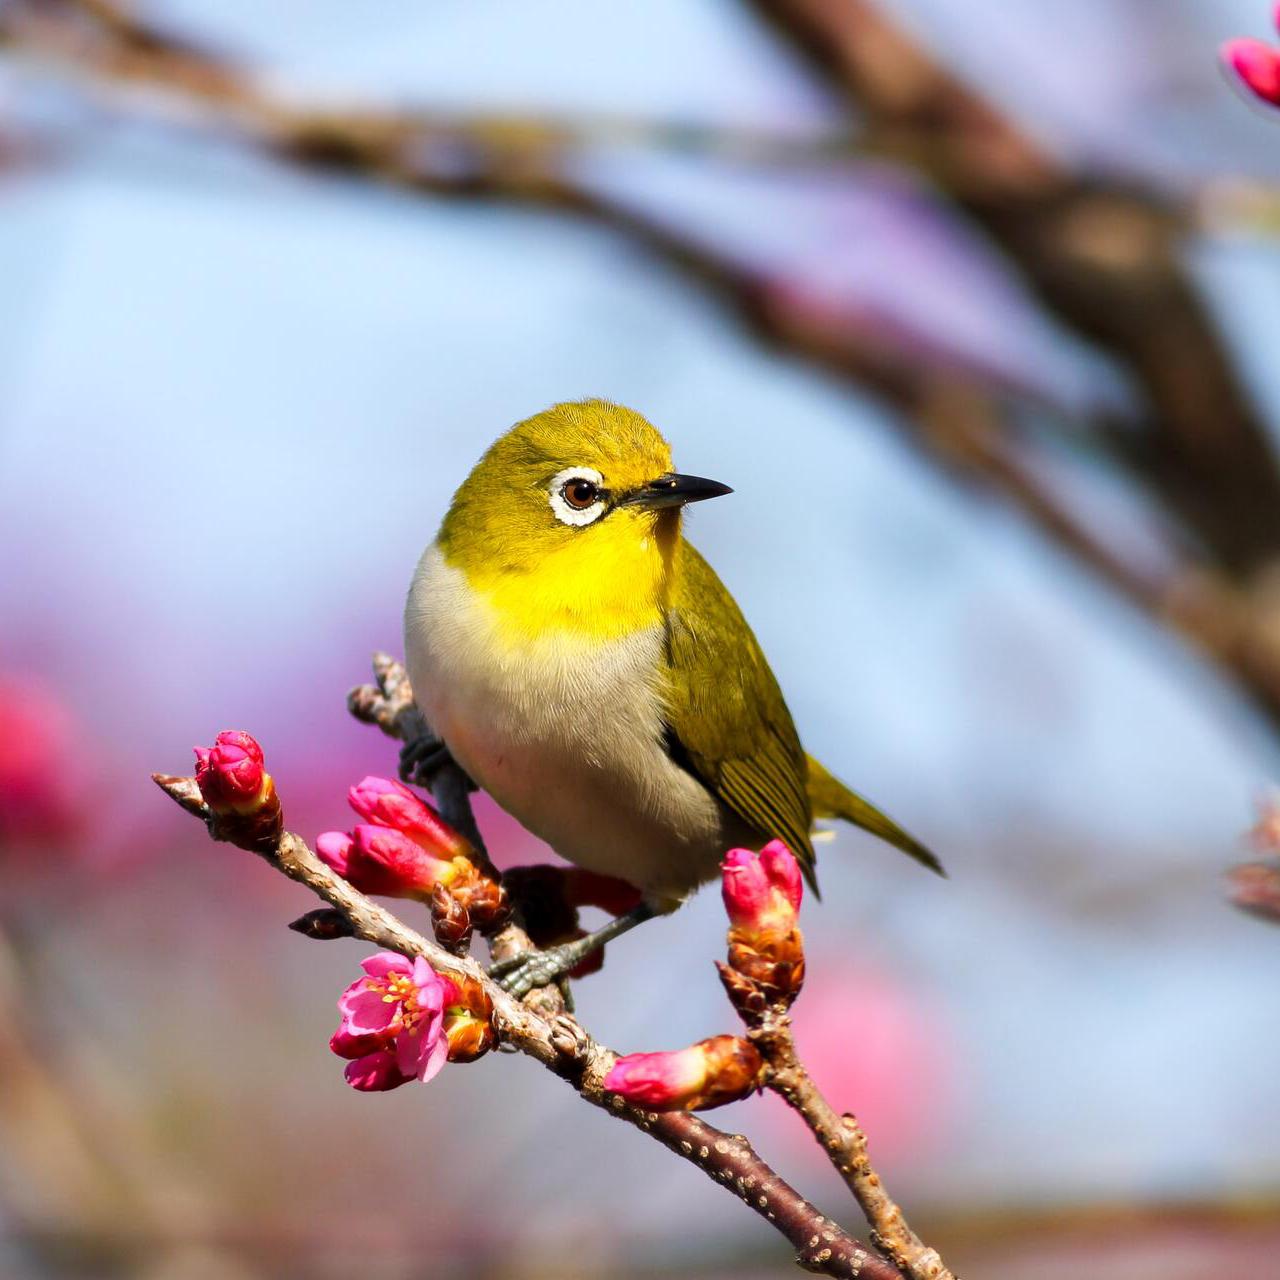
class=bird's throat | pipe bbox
[447,509,679,646]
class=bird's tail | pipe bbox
[806,755,945,877]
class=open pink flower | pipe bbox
[332,952,457,1091]
[604,1035,764,1112]
[722,840,802,936]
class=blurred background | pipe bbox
[3,0,1280,1276]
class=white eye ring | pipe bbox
[549,466,607,527]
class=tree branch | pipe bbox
[742,0,1280,580]
[756,1009,953,1280]
[14,0,1280,736]
[152,654,913,1279]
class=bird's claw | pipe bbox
[488,943,582,998]
[398,735,453,789]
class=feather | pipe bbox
[661,541,941,891]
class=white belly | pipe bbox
[404,545,738,907]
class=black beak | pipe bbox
[625,472,734,510]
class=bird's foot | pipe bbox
[488,941,592,998]
[399,734,465,791]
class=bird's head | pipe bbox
[437,400,732,637]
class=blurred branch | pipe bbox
[0,920,222,1269]
[1229,795,1280,925]
[11,0,1280,731]
[152,655,910,1280]
[743,0,1280,578]
[0,926,137,1239]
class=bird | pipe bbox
[404,399,941,994]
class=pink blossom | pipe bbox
[721,839,802,935]
[193,730,268,813]
[332,952,457,1091]
[347,776,470,858]
[604,1045,708,1107]
[317,777,475,899]
[1223,36,1280,107]
[315,830,354,878]
[604,1035,764,1112]
[317,822,459,899]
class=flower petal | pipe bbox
[339,980,399,1035]
[344,1050,412,1092]
[360,951,413,980]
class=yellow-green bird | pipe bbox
[405,400,941,994]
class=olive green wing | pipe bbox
[807,755,944,876]
[661,542,819,891]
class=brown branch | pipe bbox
[1228,861,1280,925]
[16,0,1280,735]
[742,0,1280,581]
[151,656,910,1280]
[756,1009,953,1280]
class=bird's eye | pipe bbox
[548,467,606,526]
[561,478,599,510]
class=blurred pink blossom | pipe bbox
[769,962,955,1164]
[1222,34,1280,108]
[0,675,85,849]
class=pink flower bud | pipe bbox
[442,974,496,1063]
[604,1035,764,1111]
[721,841,805,1008]
[315,831,354,878]
[722,839,802,934]
[1222,37,1280,107]
[343,823,459,899]
[191,730,281,849]
[194,730,267,813]
[347,776,471,860]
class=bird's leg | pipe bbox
[488,902,657,998]
[398,734,475,793]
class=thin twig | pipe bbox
[756,1009,953,1280]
